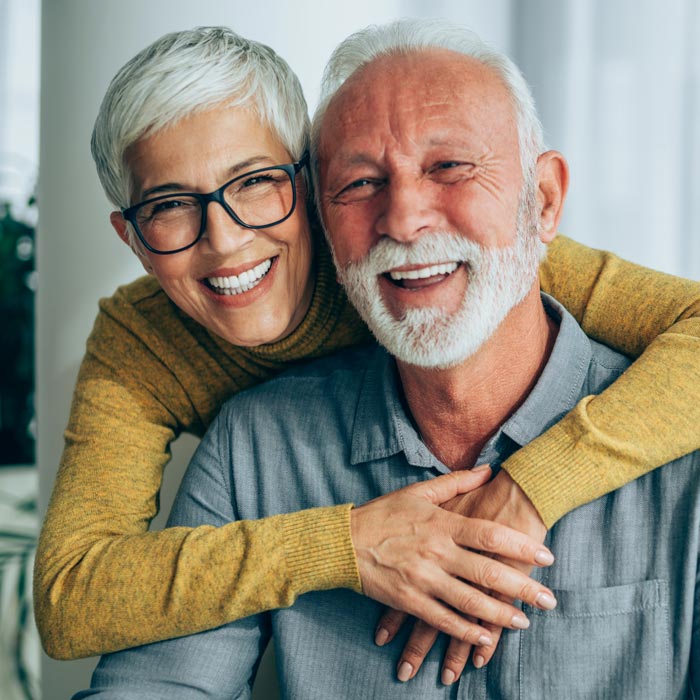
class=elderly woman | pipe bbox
[36,25,700,679]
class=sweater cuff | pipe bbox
[501,422,604,529]
[282,504,362,595]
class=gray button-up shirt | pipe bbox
[78,296,700,699]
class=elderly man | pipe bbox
[77,19,700,700]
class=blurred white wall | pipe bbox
[37,2,512,698]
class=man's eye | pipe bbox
[332,179,383,203]
[430,161,475,182]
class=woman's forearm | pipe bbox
[507,235,700,526]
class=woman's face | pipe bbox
[111,105,315,347]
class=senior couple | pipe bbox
[36,18,700,699]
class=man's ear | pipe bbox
[535,150,569,243]
[109,211,153,274]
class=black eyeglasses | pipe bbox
[122,152,309,255]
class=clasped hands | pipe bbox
[350,465,553,686]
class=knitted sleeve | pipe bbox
[505,235,700,527]
[34,302,360,660]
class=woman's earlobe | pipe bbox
[110,211,131,245]
[109,210,153,274]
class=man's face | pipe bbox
[318,49,544,367]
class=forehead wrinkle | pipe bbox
[320,49,520,184]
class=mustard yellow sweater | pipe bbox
[35,237,700,659]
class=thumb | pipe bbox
[412,465,491,505]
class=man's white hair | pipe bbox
[310,18,545,206]
[91,26,310,213]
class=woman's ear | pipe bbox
[109,211,153,274]
[110,210,131,245]
[535,151,569,243]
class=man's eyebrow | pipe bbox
[331,152,377,168]
[140,155,280,199]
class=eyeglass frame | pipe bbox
[121,151,310,255]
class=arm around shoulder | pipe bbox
[507,235,700,527]
[34,304,360,659]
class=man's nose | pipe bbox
[201,201,256,254]
[375,177,441,243]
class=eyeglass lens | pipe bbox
[134,166,295,253]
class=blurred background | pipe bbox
[1,0,698,698]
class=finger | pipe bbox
[450,516,555,568]
[400,590,495,647]
[441,635,473,685]
[472,621,503,669]
[375,608,408,646]
[446,548,556,612]
[432,573,532,630]
[396,620,440,682]
[408,465,492,504]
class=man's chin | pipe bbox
[364,309,488,370]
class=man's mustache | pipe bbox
[340,232,487,276]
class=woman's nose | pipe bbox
[200,201,256,254]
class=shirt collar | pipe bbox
[350,293,592,468]
[495,294,591,450]
[350,346,443,469]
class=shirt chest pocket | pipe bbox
[517,579,670,700]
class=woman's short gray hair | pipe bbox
[92,26,309,210]
[311,18,545,195]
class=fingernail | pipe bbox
[478,634,493,646]
[536,592,557,610]
[441,668,456,685]
[472,464,491,473]
[375,627,390,646]
[473,654,486,669]
[535,549,554,566]
[397,661,413,682]
[511,613,530,629]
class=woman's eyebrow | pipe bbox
[140,155,280,199]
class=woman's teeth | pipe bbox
[207,258,273,295]
[388,261,459,281]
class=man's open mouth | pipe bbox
[383,261,461,289]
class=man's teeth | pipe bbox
[388,261,459,281]
[207,258,273,295]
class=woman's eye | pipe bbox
[147,199,195,218]
[153,199,185,213]
[242,174,275,188]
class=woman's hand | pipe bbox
[373,467,553,684]
[351,466,555,652]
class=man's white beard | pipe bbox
[335,192,545,369]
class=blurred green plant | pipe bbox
[0,197,36,465]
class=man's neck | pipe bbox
[397,286,558,470]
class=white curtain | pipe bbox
[512,0,700,278]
